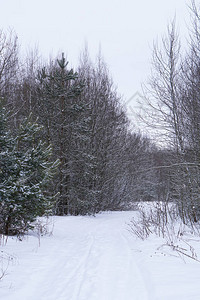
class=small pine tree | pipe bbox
[0,104,59,235]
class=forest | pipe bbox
[1,1,200,238]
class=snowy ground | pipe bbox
[0,211,200,300]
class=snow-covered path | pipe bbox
[1,211,200,300]
[1,212,152,300]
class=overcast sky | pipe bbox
[0,0,190,104]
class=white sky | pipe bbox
[0,0,190,102]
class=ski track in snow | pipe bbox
[1,211,200,300]
[121,232,156,300]
[0,212,152,300]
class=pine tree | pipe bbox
[37,54,85,215]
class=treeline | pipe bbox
[0,29,159,234]
[5,0,200,237]
[3,2,200,237]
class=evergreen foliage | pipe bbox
[36,53,86,215]
[0,104,59,235]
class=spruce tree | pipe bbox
[0,104,59,235]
